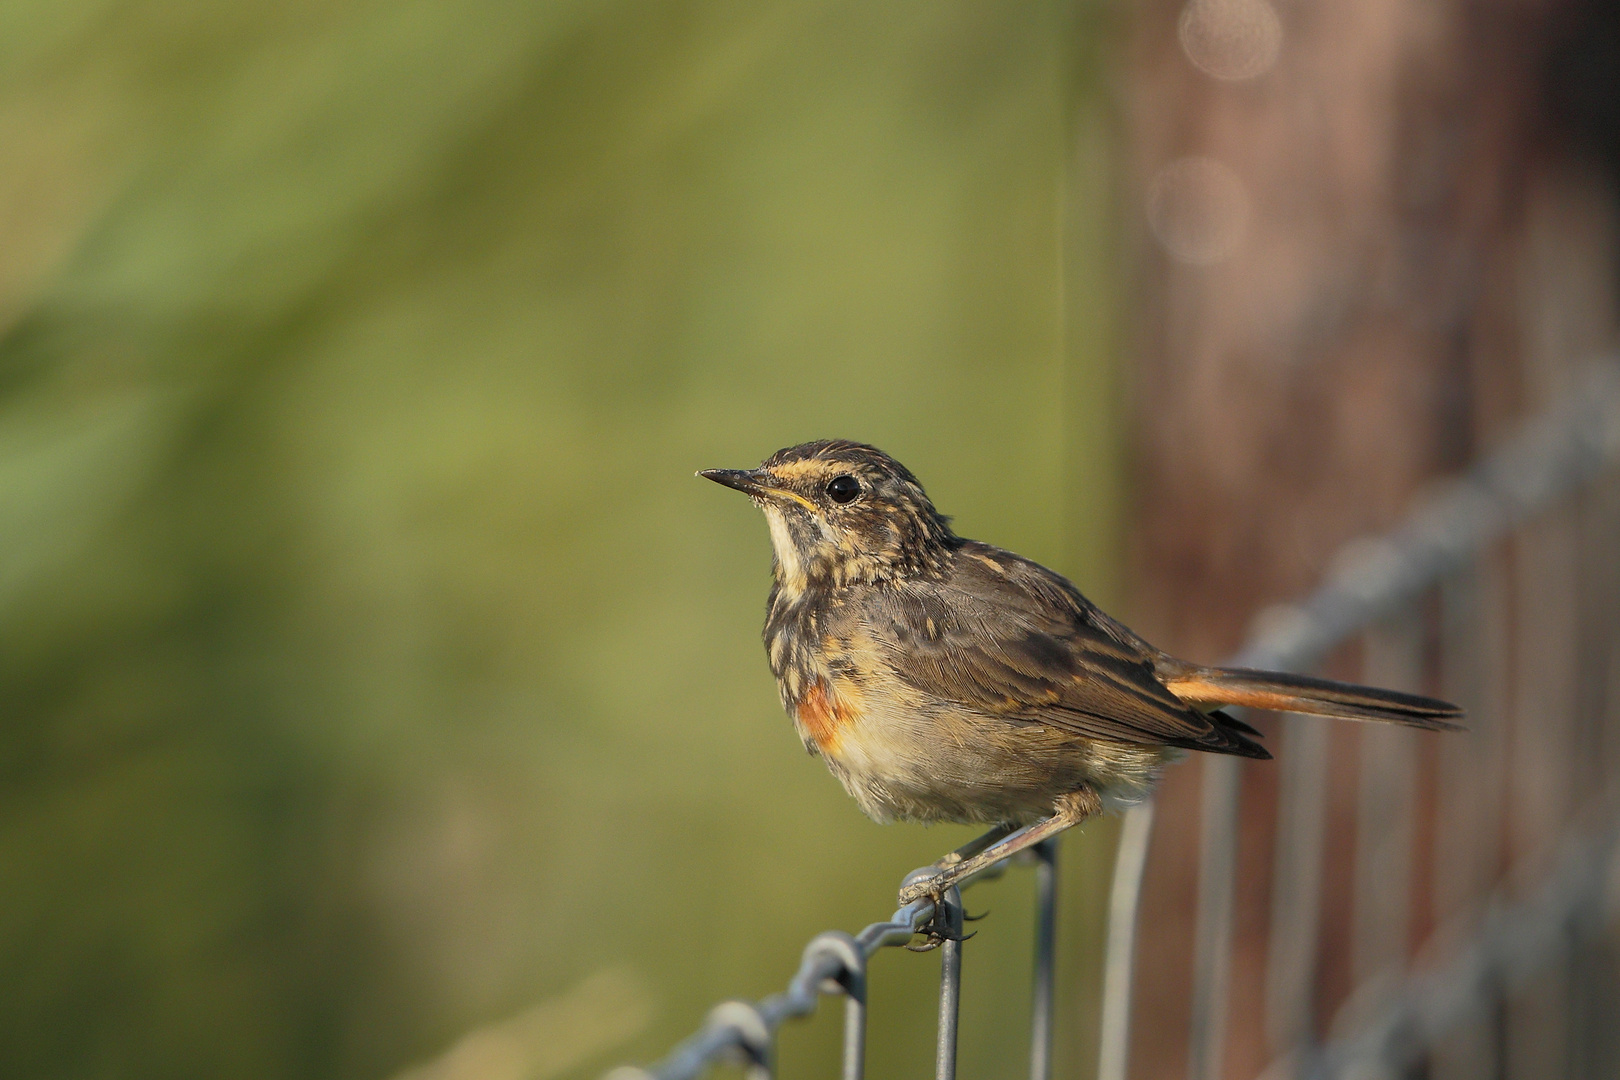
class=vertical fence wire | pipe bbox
[1098,799,1156,1080]
[1262,714,1330,1057]
[1187,753,1242,1080]
[936,886,965,1080]
[1029,839,1058,1080]
[1348,615,1423,995]
[1425,560,1498,1080]
[837,941,867,1080]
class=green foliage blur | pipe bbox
[0,2,1122,1078]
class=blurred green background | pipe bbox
[0,2,1123,1078]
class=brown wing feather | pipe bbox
[884,543,1269,759]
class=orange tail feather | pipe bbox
[1164,667,1464,731]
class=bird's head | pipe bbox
[701,440,957,593]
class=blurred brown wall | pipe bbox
[1117,1,1618,1077]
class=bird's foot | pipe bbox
[906,922,976,952]
[897,866,949,908]
[899,871,972,951]
[895,877,986,945]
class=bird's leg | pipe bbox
[898,814,1073,905]
[930,823,1017,928]
[899,789,1098,906]
[934,821,1018,869]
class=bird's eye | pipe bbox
[826,475,861,504]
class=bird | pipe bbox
[700,439,1463,911]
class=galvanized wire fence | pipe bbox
[1112,357,1620,1080]
[610,357,1620,1080]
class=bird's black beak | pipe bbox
[701,467,818,510]
[699,468,768,495]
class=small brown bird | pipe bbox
[701,440,1462,906]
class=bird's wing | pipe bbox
[883,543,1266,757]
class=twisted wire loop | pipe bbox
[800,933,868,1080]
[607,894,935,1080]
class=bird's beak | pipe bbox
[699,468,770,496]
[698,468,817,511]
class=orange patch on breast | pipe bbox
[795,680,857,754]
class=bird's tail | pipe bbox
[1163,666,1465,731]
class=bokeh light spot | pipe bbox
[1146,156,1251,266]
[1178,0,1283,82]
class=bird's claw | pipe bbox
[898,866,983,949]
[900,919,972,952]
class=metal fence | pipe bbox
[1150,357,1620,1080]
[609,358,1620,1080]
